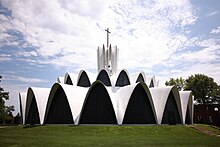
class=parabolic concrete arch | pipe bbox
[96,69,112,86]
[64,73,77,85]
[25,87,50,125]
[115,69,131,87]
[44,83,88,125]
[135,73,146,83]
[44,85,74,124]
[150,86,183,124]
[145,76,155,88]
[122,82,156,124]
[130,72,146,84]
[77,70,91,87]
[161,89,181,125]
[179,91,193,124]
[19,92,27,125]
[79,81,117,124]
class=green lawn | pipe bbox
[0,125,219,147]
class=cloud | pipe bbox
[0,54,12,61]
[12,75,49,83]
[211,26,220,34]
[0,0,198,72]
[206,11,219,17]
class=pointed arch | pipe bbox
[123,84,156,124]
[19,92,27,125]
[44,86,74,124]
[136,73,145,83]
[115,70,130,87]
[25,89,40,125]
[161,92,181,124]
[79,82,117,124]
[66,75,73,85]
[96,69,112,86]
[149,79,154,87]
[77,71,91,87]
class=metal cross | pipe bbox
[105,28,111,48]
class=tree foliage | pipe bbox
[165,74,220,104]
[185,74,220,104]
[0,76,15,124]
[165,77,185,91]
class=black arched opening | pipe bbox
[123,84,156,124]
[26,95,40,125]
[115,71,130,87]
[45,87,74,124]
[79,83,117,124]
[77,71,91,87]
[97,70,111,86]
[185,106,191,125]
[136,74,145,83]
[66,75,73,85]
[149,79,154,87]
[162,92,181,125]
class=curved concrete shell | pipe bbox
[150,86,183,124]
[179,91,193,124]
[145,76,157,88]
[96,69,112,86]
[116,82,157,125]
[19,92,27,125]
[25,87,50,125]
[44,83,88,125]
[122,83,156,124]
[64,73,77,85]
[115,69,131,87]
[130,72,146,84]
[20,43,193,126]
[78,81,117,124]
[77,70,96,87]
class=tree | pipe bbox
[0,76,14,124]
[184,74,220,104]
[165,77,185,91]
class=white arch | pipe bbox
[25,87,50,124]
[64,73,77,85]
[130,71,146,84]
[150,86,183,124]
[115,82,157,125]
[44,83,89,125]
[77,70,96,86]
[78,81,117,124]
[96,68,112,86]
[112,69,131,87]
[19,92,27,125]
[179,91,193,124]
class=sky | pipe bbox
[0,0,220,115]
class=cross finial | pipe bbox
[105,28,111,48]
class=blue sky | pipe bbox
[0,0,220,115]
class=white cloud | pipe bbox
[0,0,198,72]
[211,26,220,34]
[206,11,219,17]
[0,54,12,61]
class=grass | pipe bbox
[0,125,220,147]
